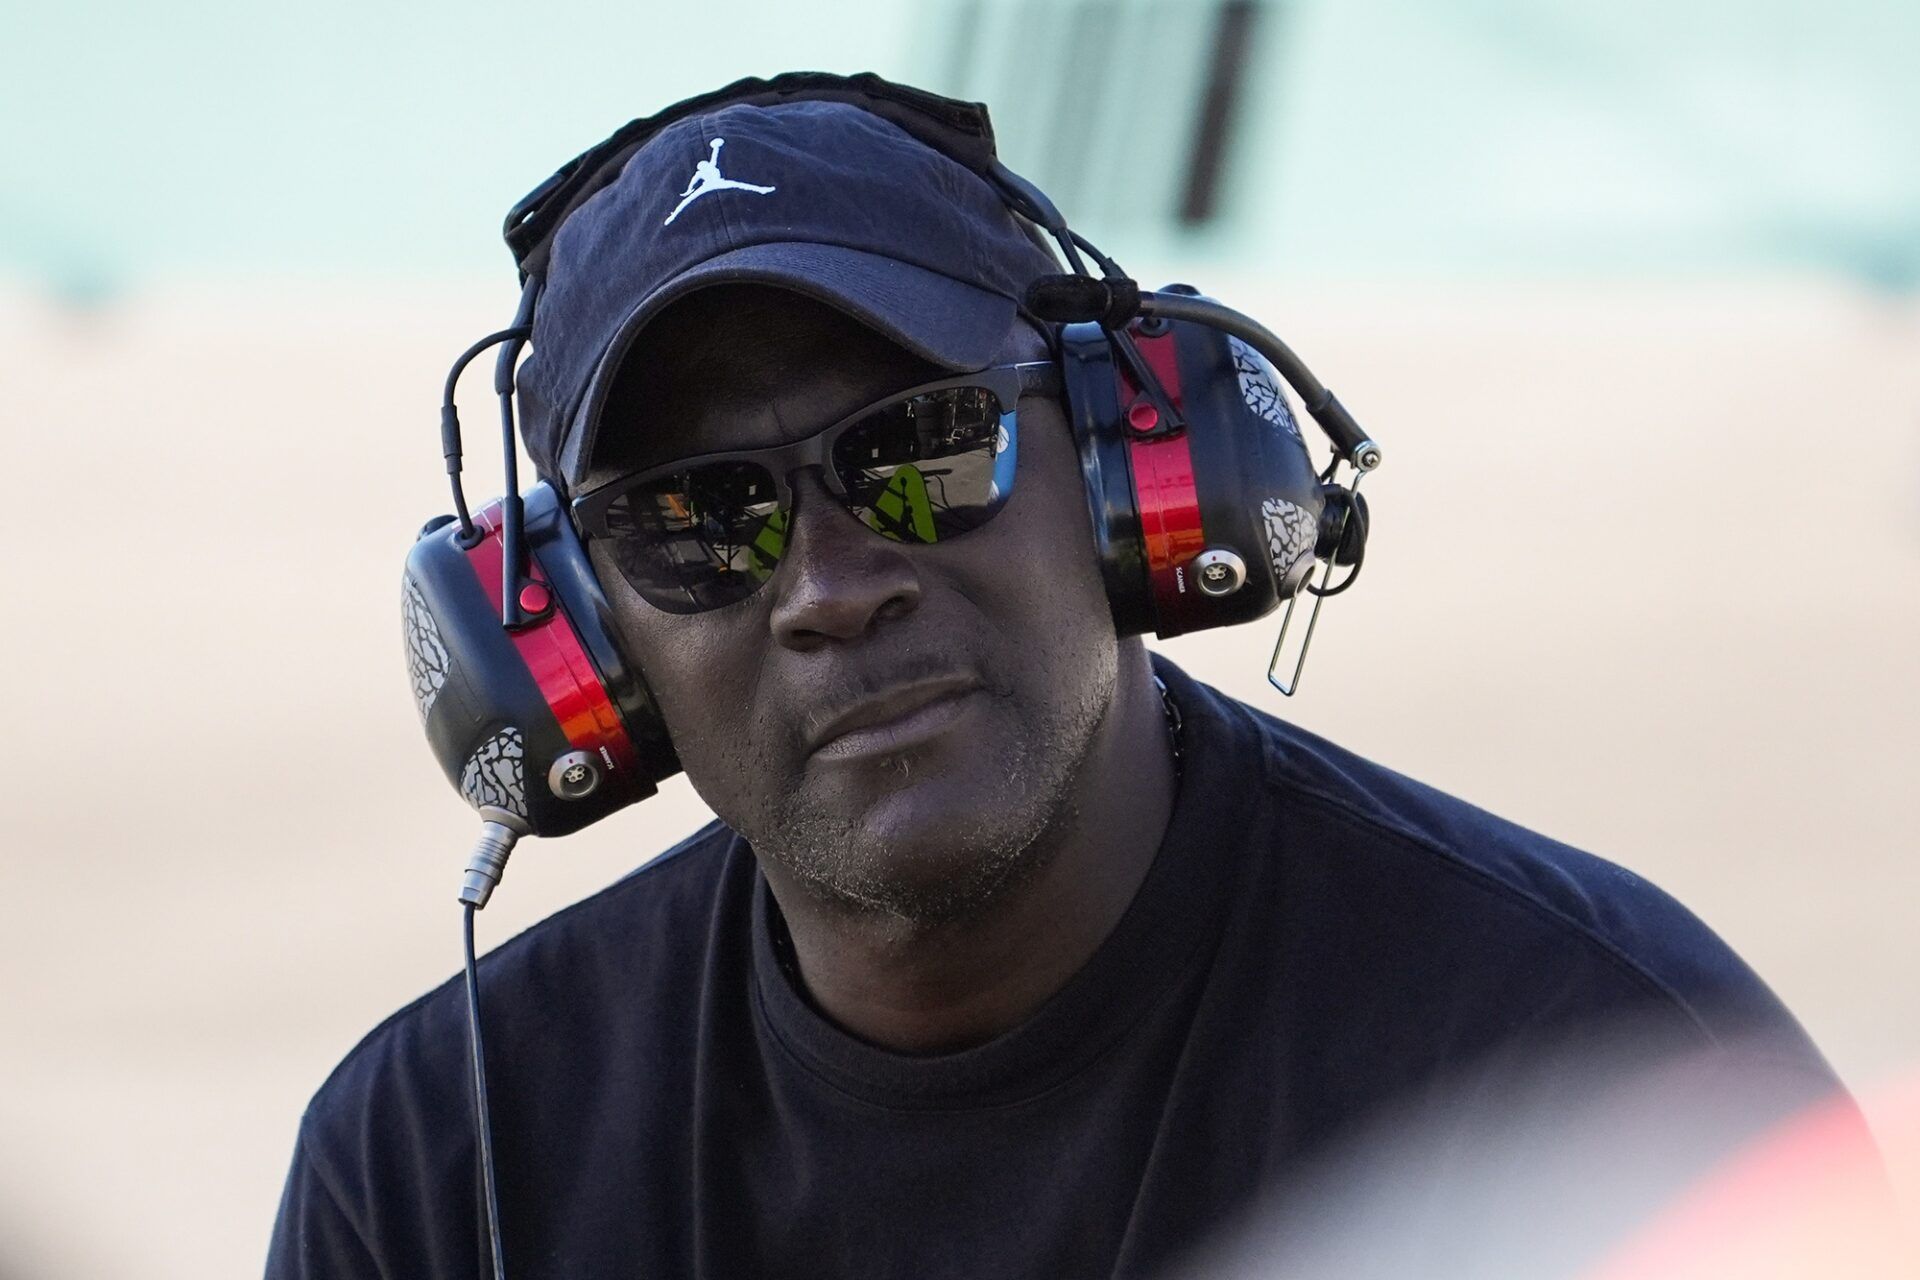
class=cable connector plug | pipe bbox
[458,808,530,909]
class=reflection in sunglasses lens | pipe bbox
[604,385,1018,613]
[603,460,782,614]
[833,388,1013,544]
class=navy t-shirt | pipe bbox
[268,657,1841,1278]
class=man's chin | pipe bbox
[773,770,1056,925]
[816,839,1040,928]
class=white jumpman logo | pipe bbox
[663,138,777,226]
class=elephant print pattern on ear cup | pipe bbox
[461,727,528,819]
[1228,337,1302,439]
[1261,497,1317,583]
[403,575,451,721]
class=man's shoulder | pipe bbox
[1164,659,1825,1064]
[299,819,738,1148]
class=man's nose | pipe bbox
[768,468,922,650]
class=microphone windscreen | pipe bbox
[1024,275,1112,324]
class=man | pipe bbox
[269,82,1848,1278]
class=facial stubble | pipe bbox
[733,660,1118,929]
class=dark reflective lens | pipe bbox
[832,386,1014,544]
[596,383,1020,614]
[602,460,786,614]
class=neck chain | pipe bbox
[1153,674,1183,787]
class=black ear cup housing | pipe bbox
[402,484,680,837]
[1058,301,1328,640]
[1059,323,1153,635]
[1317,488,1369,566]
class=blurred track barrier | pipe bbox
[1175,1024,1919,1280]
[1583,1071,1920,1280]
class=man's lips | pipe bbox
[805,674,986,760]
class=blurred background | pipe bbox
[2,0,1916,1275]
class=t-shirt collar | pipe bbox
[747,656,1265,1109]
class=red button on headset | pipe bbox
[1128,401,1160,433]
[518,582,553,616]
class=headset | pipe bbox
[404,71,1381,895]
[400,72,1383,1279]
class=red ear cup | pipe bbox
[1120,325,1212,634]
[1057,300,1328,641]
[402,483,680,837]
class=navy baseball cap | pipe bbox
[511,86,1062,489]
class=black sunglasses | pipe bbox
[571,362,1062,614]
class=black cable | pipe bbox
[1054,230,1091,278]
[1136,292,1329,411]
[442,328,533,413]
[1308,497,1369,598]
[1068,229,1124,280]
[989,161,1090,278]
[498,381,524,623]
[1309,553,1366,597]
[440,326,533,544]
[463,904,508,1280]
[494,286,540,627]
[1133,291,1377,469]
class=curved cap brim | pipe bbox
[559,240,1026,484]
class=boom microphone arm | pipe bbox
[1024,275,1382,473]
